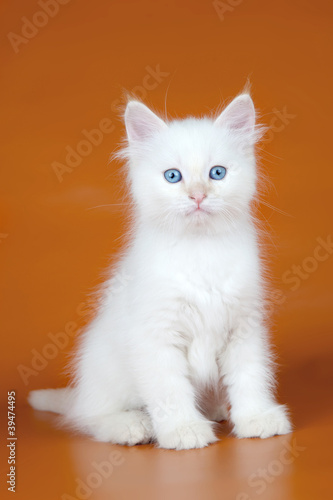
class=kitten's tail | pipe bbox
[28,388,73,414]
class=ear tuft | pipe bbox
[214,94,255,134]
[124,101,167,142]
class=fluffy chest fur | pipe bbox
[117,223,260,385]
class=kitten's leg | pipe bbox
[220,315,292,439]
[133,336,217,450]
[65,319,154,445]
[67,376,154,445]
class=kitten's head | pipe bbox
[122,94,263,234]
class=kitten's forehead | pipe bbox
[167,117,217,147]
[161,117,232,171]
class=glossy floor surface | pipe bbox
[2,336,333,500]
[1,0,333,498]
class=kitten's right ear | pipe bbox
[124,101,167,142]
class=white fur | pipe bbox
[29,94,291,449]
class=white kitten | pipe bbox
[29,93,292,449]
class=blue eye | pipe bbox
[164,169,182,183]
[209,166,227,180]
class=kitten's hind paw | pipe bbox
[88,410,154,446]
[157,420,217,450]
[233,404,292,439]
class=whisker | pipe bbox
[258,200,293,217]
[86,204,130,211]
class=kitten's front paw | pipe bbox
[157,420,217,450]
[233,405,292,439]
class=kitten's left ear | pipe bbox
[125,101,167,142]
[214,94,255,135]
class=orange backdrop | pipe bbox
[0,0,333,499]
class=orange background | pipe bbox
[1,0,333,499]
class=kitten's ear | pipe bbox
[125,101,167,142]
[214,94,255,134]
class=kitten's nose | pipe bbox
[189,193,207,207]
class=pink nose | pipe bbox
[189,193,207,206]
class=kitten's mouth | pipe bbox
[186,206,211,216]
